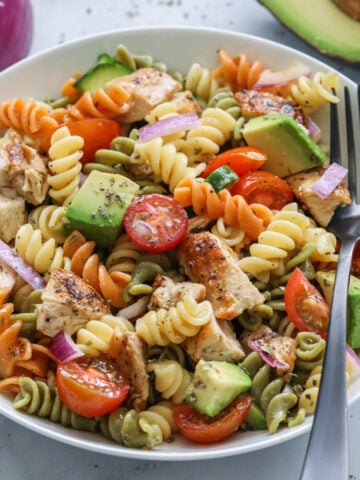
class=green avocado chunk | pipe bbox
[244,403,267,430]
[184,359,252,417]
[242,112,327,178]
[257,0,360,63]
[316,270,360,349]
[74,62,133,94]
[61,170,139,248]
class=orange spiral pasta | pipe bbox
[212,50,263,90]
[173,178,271,239]
[60,72,82,102]
[63,230,131,308]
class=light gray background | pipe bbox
[1,1,359,479]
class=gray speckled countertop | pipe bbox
[1,1,359,479]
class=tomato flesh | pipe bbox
[65,119,121,165]
[124,194,188,253]
[56,355,130,418]
[230,171,293,210]
[284,268,330,339]
[202,146,267,178]
[173,396,253,444]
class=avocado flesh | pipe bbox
[61,170,139,248]
[245,403,267,430]
[316,270,360,349]
[242,112,327,178]
[258,0,360,63]
[184,359,252,417]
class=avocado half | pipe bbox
[258,0,360,63]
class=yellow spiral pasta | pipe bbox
[302,223,338,264]
[135,295,213,346]
[105,234,144,275]
[138,401,177,441]
[290,71,339,114]
[185,63,220,102]
[298,365,322,415]
[147,360,192,404]
[28,205,67,244]
[76,314,135,356]
[132,137,205,192]
[211,217,246,252]
[47,126,83,206]
[14,223,71,275]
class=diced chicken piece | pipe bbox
[177,232,264,320]
[235,89,307,127]
[36,269,110,337]
[108,329,149,411]
[241,324,297,376]
[112,68,182,123]
[286,166,351,227]
[0,191,26,242]
[148,275,206,311]
[168,90,203,116]
[0,258,17,293]
[184,314,245,363]
[0,129,49,205]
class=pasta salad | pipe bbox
[0,41,358,450]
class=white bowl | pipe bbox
[0,25,358,461]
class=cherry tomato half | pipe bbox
[202,146,267,178]
[173,396,253,444]
[56,355,130,418]
[284,268,330,339]
[65,119,121,165]
[124,194,188,253]
[352,241,360,275]
[230,170,293,210]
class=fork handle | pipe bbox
[300,239,355,480]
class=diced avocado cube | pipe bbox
[316,270,360,349]
[242,112,327,177]
[61,170,139,248]
[184,359,252,417]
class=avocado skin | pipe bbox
[184,359,252,417]
[316,270,360,348]
[258,0,360,63]
[61,170,139,249]
[242,112,327,178]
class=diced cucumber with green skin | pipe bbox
[184,359,252,417]
[96,52,117,65]
[244,403,267,430]
[61,170,139,248]
[242,112,327,178]
[74,63,133,94]
[205,165,239,191]
[316,270,360,349]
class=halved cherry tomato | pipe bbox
[124,194,188,253]
[201,146,267,178]
[352,241,360,275]
[230,170,293,210]
[56,355,130,418]
[173,396,253,444]
[284,268,330,339]
[65,119,121,165]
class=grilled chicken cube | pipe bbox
[112,68,182,123]
[184,314,246,363]
[108,330,149,411]
[36,269,110,337]
[168,90,203,116]
[148,275,206,311]
[0,191,26,242]
[240,324,297,376]
[235,89,307,127]
[286,166,351,227]
[0,129,48,205]
[177,232,264,320]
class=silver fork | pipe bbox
[300,84,360,479]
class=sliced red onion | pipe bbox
[0,0,33,71]
[138,113,201,143]
[248,339,288,370]
[346,344,360,372]
[79,171,87,187]
[253,62,312,90]
[311,163,348,199]
[305,116,321,140]
[48,330,84,362]
[116,295,150,319]
[0,240,46,290]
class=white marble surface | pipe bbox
[1,1,360,479]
